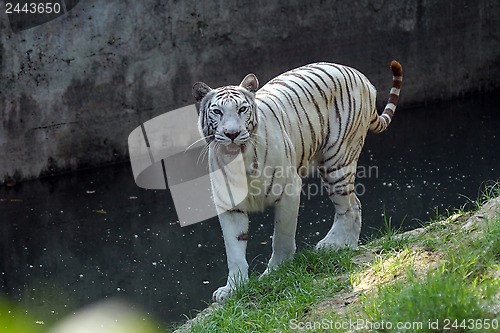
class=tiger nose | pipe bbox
[225,131,240,141]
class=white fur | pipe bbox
[193,62,399,302]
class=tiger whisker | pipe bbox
[185,135,214,152]
[196,142,211,164]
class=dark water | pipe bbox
[1,93,499,327]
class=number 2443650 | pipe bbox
[5,2,62,14]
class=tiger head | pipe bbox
[192,74,259,155]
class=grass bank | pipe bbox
[176,185,500,332]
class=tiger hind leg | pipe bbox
[316,164,361,250]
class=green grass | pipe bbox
[183,184,500,333]
[362,272,491,332]
[474,181,500,209]
[364,211,409,252]
[361,216,500,332]
[189,248,356,332]
[352,184,500,332]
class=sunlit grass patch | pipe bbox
[361,215,500,332]
[362,271,491,332]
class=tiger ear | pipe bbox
[240,73,259,93]
[192,82,212,102]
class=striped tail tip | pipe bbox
[390,60,403,77]
[369,60,403,134]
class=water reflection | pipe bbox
[1,93,499,327]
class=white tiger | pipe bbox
[192,60,403,302]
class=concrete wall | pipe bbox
[1,0,499,182]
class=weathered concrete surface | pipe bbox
[1,0,499,181]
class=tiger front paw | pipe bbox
[212,285,234,303]
[315,236,358,250]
